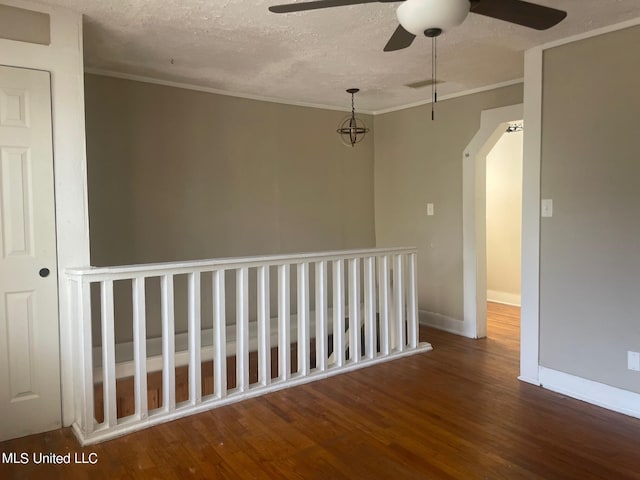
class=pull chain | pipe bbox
[425,28,442,120]
[431,35,438,121]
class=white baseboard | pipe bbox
[518,375,540,386]
[419,310,470,337]
[487,290,521,307]
[539,366,640,420]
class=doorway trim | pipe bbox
[462,103,523,339]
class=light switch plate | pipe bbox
[427,203,434,216]
[628,351,640,371]
[541,199,553,218]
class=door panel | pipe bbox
[0,65,60,441]
[2,147,33,257]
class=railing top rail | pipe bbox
[66,247,417,281]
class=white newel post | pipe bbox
[213,270,227,399]
[75,279,94,435]
[278,264,291,380]
[297,262,310,375]
[348,258,361,362]
[257,265,271,387]
[131,277,148,419]
[378,255,390,356]
[100,280,117,427]
[393,255,406,352]
[332,259,345,367]
[188,272,202,405]
[236,267,249,392]
[407,253,418,348]
[315,261,328,372]
[364,256,376,359]
[161,275,176,411]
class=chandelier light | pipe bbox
[337,88,369,147]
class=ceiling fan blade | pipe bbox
[383,24,416,52]
[269,0,382,14]
[470,0,567,30]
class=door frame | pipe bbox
[0,0,89,426]
[462,103,523,339]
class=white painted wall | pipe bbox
[486,129,522,306]
[0,0,90,426]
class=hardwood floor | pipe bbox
[2,302,640,479]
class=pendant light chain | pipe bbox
[351,91,356,118]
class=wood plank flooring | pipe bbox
[2,302,640,479]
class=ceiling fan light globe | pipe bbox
[396,0,470,36]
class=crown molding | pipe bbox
[539,16,640,51]
[84,68,526,116]
[370,78,524,115]
[83,67,358,114]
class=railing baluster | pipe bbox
[161,274,176,411]
[297,262,310,375]
[101,280,117,426]
[364,256,376,360]
[407,253,418,349]
[378,255,390,356]
[348,258,361,362]
[278,264,290,381]
[393,255,405,352]
[315,261,328,372]
[78,279,94,433]
[332,259,345,367]
[188,272,202,405]
[237,268,249,392]
[257,266,271,387]
[132,277,148,420]
[213,270,227,399]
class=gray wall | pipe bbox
[84,74,375,343]
[539,26,640,393]
[0,4,49,45]
[85,74,375,265]
[374,84,523,322]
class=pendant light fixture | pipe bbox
[337,88,369,147]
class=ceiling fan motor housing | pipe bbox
[397,0,471,36]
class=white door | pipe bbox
[0,65,60,441]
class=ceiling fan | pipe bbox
[268,0,567,52]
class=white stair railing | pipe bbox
[67,247,431,445]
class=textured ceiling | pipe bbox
[40,0,640,112]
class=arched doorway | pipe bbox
[462,104,523,339]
